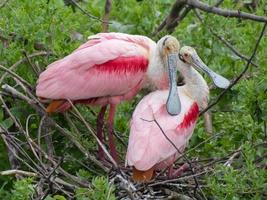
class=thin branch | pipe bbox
[22,50,41,76]
[0,64,32,88]
[0,169,37,177]
[153,0,187,35]
[187,0,267,23]
[0,51,52,84]
[200,22,267,115]
[102,0,112,32]
[69,0,110,24]
[67,100,118,169]
[194,10,259,68]
[223,146,242,167]
[214,0,224,7]
[2,84,109,173]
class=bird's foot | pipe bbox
[168,163,189,178]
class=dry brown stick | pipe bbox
[0,64,32,88]
[187,0,267,23]
[0,131,42,174]
[2,84,109,172]
[214,0,224,7]
[165,6,192,33]
[203,111,213,134]
[0,169,37,177]
[153,0,187,35]
[149,168,213,187]
[102,0,112,32]
[67,100,118,169]
[223,146,242,167]
[27,136,90,188]
[25,114,46,169]
[200,22,267,115]
[0,51,52,84]
[0,94,26,136]
[22,50,41,76]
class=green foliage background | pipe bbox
[0,0,266,199]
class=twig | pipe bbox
[67,100,118,169]
[69,0,110,24]
[0,64,32,88]
[214,0,224,7]
[22,50,41,76]
[187,0,267,23]
[2,84,109,172]
[0,51,52,84]
[153,0,187,35]
[102,0,112,32]
[194,10,259,68]
[223,147,241,167]
[200,22,267,115]
[203,111,213,134]
[0,169,37,177]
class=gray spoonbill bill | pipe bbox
[36,32,182,161]
[126,46,230,182]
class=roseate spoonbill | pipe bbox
[126,46,230,182]
[36,32,181,161]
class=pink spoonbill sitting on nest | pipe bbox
[126,46,230,182]
[36,32,182,161]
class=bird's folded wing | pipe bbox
[36,34,154,100]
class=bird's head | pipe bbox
[157,35,180,58]
[178,46,230,89]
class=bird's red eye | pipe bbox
[184,53,188,57]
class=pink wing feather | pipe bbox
[36,33,155,100]
[126,88,199,171]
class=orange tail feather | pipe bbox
[46,100,66,113]
[132,167,154,182]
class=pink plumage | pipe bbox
[126,87,199,174]
[36,33,154,103]
[35,32,171,161]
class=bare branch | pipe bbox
[102,0,112,32]
[193,9,259,68]
[200,22,267,115]
[69,0,111,24]
[203,111,213,134]
[0,169,37,177]
[153,0,187,35]
[2,84,109,172]
[0,51,52,85]
[67,100,118,169]
[187,0,267,23]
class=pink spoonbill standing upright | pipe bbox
[36,32,181,161]
[126,46,230,182]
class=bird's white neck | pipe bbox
[146,47,169,90]
[178,62,209,109]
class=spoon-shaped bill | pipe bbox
[191,53,230,89]
[166,53,181,116]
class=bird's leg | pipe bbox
[168,163,189,178]
[107,104,119,162]
[96,105,107,159]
